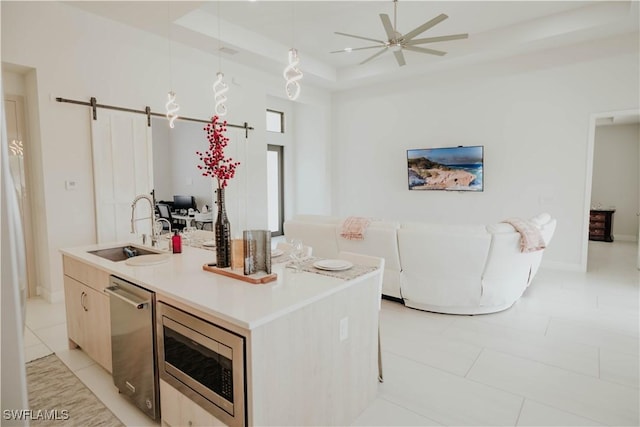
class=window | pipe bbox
[266,109,284,133]
[267,145,284,236]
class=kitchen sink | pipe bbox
[88,245,163,262]
[124,254,171,266]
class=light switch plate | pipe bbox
[339,317,348,341]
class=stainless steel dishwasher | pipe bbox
[105,276,159,420]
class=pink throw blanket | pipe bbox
[340,216,371,240]
[502,218,546,253]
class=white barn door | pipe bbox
[91,110,153,243]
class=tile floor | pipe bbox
[24,241,639,426]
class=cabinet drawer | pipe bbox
[63,256,110,293]
[590,229,605,236]
[590,213,606,221]
[160,380,225,427]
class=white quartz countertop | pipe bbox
[60,241,379,331]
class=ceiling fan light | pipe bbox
[391,43,402,52]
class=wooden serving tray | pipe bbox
[202,264,278,284]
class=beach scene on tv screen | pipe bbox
[407,146,483,191]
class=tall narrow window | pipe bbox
[266,109,284,133]
[267,145,284,236]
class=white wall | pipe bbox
[592,123,639,241]
[332,35,639,270]
[1,1,332,300]
[294,102,332,215]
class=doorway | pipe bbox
[585,109,640,270]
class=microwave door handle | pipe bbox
[105,286,148,310]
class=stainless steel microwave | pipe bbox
[157,302,246,427]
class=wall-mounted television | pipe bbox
[407,145,484,191]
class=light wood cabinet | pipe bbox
[160,380,225,427]
[62,256,112,372]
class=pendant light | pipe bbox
[284,4,303,100]
[165,3,180,128]
[213,1,228,116]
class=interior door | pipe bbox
[91,110,153,243]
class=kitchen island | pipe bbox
[60,242,381,426]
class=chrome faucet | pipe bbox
[131,194,158,247]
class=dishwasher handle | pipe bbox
[105,286,149,310]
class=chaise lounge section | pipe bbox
[283,213,556,315]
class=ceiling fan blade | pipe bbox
[408,34,469,45]
[330,45,386,54]
[335,32,385,45]
[403,13,448,41]
[404,45,447,56]
[394,50,406,66]
[379,13,396,40]
[359,48,388,65]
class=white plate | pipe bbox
[125,254,171,266]
[202,240,216,247]
[313,259,353,271]
[271,249,284,257]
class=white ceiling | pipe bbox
[65,1,639,91]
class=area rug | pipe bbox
[26,354,123,426]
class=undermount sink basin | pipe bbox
[124,253,171,266]
[88,245,163,262]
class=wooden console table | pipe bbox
[589,209,615,242]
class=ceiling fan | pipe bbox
[331,0,468,67]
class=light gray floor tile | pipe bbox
[600,347,640,388]
[445,317,599,377]
[55,348,97,373]
[547,316,639,357]
[24,343,53,363]
[23,327,42,347]
[517,399,604,426]
[25,297,67,330]
[467,349,639,426]
[380,352,523,426]
[382,311,482,376]
[352,397,442,426]
[32,322,70,353]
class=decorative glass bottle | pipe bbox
[215,187,231,268]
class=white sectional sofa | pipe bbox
[283,213,556,315]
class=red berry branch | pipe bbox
[196,115,240,189]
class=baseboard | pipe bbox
[382,294,404,304]
[541,261,586,272]
[37,286,64,303]
[614,234,638,242]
